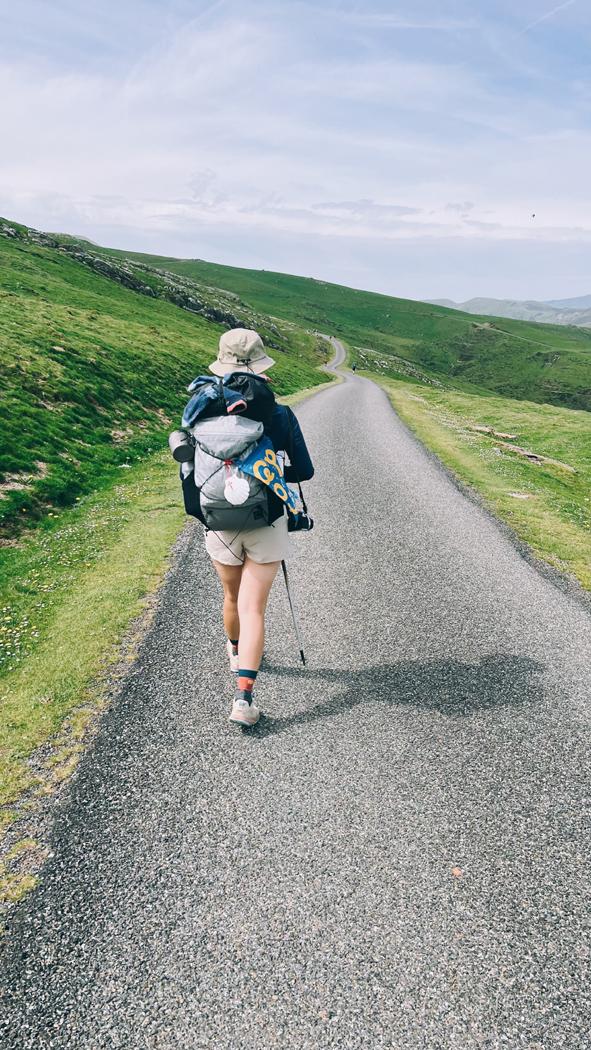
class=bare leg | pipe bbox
[236,557,280,671]
[211,560,243,641]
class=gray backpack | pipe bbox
[191,415,269,531]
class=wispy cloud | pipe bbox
[518,0,578,36]
[340,11,476,32]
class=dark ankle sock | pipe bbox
[229,638,239,653]
[237,669,257,701]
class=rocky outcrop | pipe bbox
[0,220,247,328]
[0,219,293,353]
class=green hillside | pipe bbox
[0,220,329,537]
[100,248,591,413]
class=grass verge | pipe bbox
[0,452,185,825]
[374,377,591,591]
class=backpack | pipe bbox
[192,414,270,531]
[178,374,277,531]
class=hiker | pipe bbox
[351,361,357,373]
[173,329,314,727]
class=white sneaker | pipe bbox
[226,639,239,673]
[229,697,260,727]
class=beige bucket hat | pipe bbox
[209,328,275,376]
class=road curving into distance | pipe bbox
[1,348,590,1048]
[320,334,346,372]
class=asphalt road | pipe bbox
[1,358,591,1049]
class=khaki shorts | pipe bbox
[205,514,291,566]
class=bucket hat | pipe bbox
[209,328,275,376]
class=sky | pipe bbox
[0,0,590,300]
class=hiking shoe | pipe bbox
[229,697,260,727]
[226,639,239,674]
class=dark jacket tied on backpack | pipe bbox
[182,373,276,428]
[179,374,314,529]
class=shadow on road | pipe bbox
[253,653,544,736]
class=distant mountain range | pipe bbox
[545,294,591,309]
[427,295,591,327]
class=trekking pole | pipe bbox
[281,560,306,666]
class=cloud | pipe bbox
[445,201,475,213]
[313,200,421,219]
[0,0,590,299]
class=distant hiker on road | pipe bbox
[351,361,357,373]
[170,329,314,727]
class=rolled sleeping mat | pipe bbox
[168,429,195,463]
